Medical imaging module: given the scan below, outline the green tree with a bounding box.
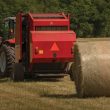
[0,0,110,38]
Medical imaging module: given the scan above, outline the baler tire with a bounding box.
[65,62,75,81]
[11,63,24,82]
[0,44,15,77]
[69,64,75,81]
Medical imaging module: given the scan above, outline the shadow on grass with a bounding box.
[0,76,63,83]
[0,78,10,82]
[24,76,63,82]
[41,94,77,99]
[36,78,62,82]
[41,93,103,99]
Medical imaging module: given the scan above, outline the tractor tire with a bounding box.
[0,44,15,77]
[73,38,110,97]
[11,63,24,81]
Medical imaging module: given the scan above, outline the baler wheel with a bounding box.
[0,44,15,77]
[11,63,24,81]
[69,63,75,81]
[72,38,110,97]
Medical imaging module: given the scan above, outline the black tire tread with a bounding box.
[0,44,15,76]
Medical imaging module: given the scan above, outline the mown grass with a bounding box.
[0,76,110,110]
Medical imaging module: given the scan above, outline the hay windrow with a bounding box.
[73,39,110,97]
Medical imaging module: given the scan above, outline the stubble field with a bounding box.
[0,76,110,110]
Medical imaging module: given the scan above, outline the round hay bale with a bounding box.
[73,39,110,97]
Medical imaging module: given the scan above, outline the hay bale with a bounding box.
[73,39,110,97]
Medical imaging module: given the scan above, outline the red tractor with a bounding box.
[0,12,76,80]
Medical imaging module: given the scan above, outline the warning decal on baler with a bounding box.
[50,42,59,51]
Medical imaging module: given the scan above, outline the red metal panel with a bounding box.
[29,13,70,30]
[32,58,74,63]
[21,13,76,65]
[5,38,15,44]
[30,31,75,41]
[30,31,76,63]
[33,19,69,26]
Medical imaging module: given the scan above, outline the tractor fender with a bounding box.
[5,38,15,44]
[0,38,15,47]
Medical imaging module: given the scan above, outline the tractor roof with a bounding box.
[4,17,16,22]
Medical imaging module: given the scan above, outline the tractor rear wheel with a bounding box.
[0,44,15,77]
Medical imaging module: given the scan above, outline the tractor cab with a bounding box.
[4,17,16,39]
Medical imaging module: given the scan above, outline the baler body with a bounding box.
[3,13,76,76]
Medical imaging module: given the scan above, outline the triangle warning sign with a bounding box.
[51,42,59,51]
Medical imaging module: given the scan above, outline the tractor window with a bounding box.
[4,18,16,39]
[4,21,9,29]
[9,20,16,35]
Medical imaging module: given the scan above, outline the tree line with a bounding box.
[0,0,110,38]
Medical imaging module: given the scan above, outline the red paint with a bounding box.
[19,13,23,59]
[29,13,70,31]
[27,13,76,65]
[6,13,76,70]
[34,20,69,26]
[30,31,76,63]
[5,38,15,44]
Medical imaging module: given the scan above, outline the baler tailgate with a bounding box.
[30,31,76,63]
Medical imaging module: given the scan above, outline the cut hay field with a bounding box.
[0,76,110,110]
